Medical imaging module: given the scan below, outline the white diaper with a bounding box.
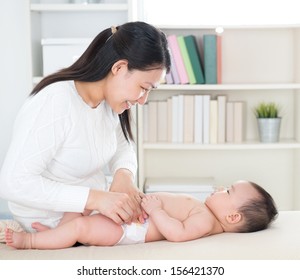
[116,220,149,245]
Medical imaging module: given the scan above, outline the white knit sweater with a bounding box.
[0,81,137,231]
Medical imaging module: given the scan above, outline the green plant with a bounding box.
[254,102,280,118]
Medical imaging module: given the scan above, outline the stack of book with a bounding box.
[144,177,215,202]
[166,33,222,85]
[143,95,244,144]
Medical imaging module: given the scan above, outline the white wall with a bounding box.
[0,0,31,216]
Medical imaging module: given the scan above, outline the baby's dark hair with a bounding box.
[237,182,278,233]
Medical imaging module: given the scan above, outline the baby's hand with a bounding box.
[141,195,162,215]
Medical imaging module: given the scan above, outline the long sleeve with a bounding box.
[108,122,137,179]
[0,81,133,231]
[0,83,90,213]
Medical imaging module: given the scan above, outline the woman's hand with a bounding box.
[109,169,147,224]
[86,189,136,225]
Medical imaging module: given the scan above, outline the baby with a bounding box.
[5,180,278,249]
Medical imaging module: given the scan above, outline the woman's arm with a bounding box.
[109,168,147,223]
[107,123,146,223]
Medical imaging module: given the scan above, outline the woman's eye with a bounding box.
[141,87,151,94]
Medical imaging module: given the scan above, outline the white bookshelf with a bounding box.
[137,25,300,211]
[27,3,300,210]
[29,0,137,81]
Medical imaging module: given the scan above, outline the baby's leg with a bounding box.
[75,214,123,246]
[5,228,32,249]
[31,212,83,232]
[6,213,123,249]
[31,222,50,232]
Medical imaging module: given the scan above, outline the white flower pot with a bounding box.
[257,118,281,143]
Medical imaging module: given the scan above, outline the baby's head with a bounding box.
[205,180,278,233]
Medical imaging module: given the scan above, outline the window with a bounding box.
[141,0,300,26]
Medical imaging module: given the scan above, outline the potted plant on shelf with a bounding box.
[254,102,281,143]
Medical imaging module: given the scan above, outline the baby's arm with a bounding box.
[141,195,208,242]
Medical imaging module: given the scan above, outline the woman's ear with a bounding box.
[225,212,242,224]
[111,60,128,75]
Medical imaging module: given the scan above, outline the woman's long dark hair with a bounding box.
[31,21,171,142]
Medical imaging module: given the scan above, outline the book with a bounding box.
[165,71,174,84]
[177,35,196,84]
[217,34,222,84]
[157,101,168,142]
[177,95,184,143]
[167,35,189,84]
[217,95,226,143]
[194,95,203,144]
[168,47,180,84]
[184,35,205,84]
[183,95,194,143]
[233,102,244,143]
[203,95,211,144]
[209,99,218,144]
[167,98,172,142]
[226,102,234,143]
[143,103,149,142]
[171,96,179,143]
[147,101,158,143]
[203,34,217,84]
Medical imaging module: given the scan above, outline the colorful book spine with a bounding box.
[203,34,217,84]
[167,35,189,84]
[177,35,196,84]
[184,35,205,84]
[217,34,222,84]
[165,71,174,84]
[168,47,180,84]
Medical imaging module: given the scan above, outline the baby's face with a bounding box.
[205,181,259,217]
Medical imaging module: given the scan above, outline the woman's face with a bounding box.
[106,60,165,114]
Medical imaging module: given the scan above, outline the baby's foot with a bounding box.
[31,222,50,232]
[5,228,32,249]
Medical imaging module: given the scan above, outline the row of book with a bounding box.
[165,34,222,85]
[143,95,245,144]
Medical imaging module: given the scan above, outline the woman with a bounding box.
[0,21,171,232]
